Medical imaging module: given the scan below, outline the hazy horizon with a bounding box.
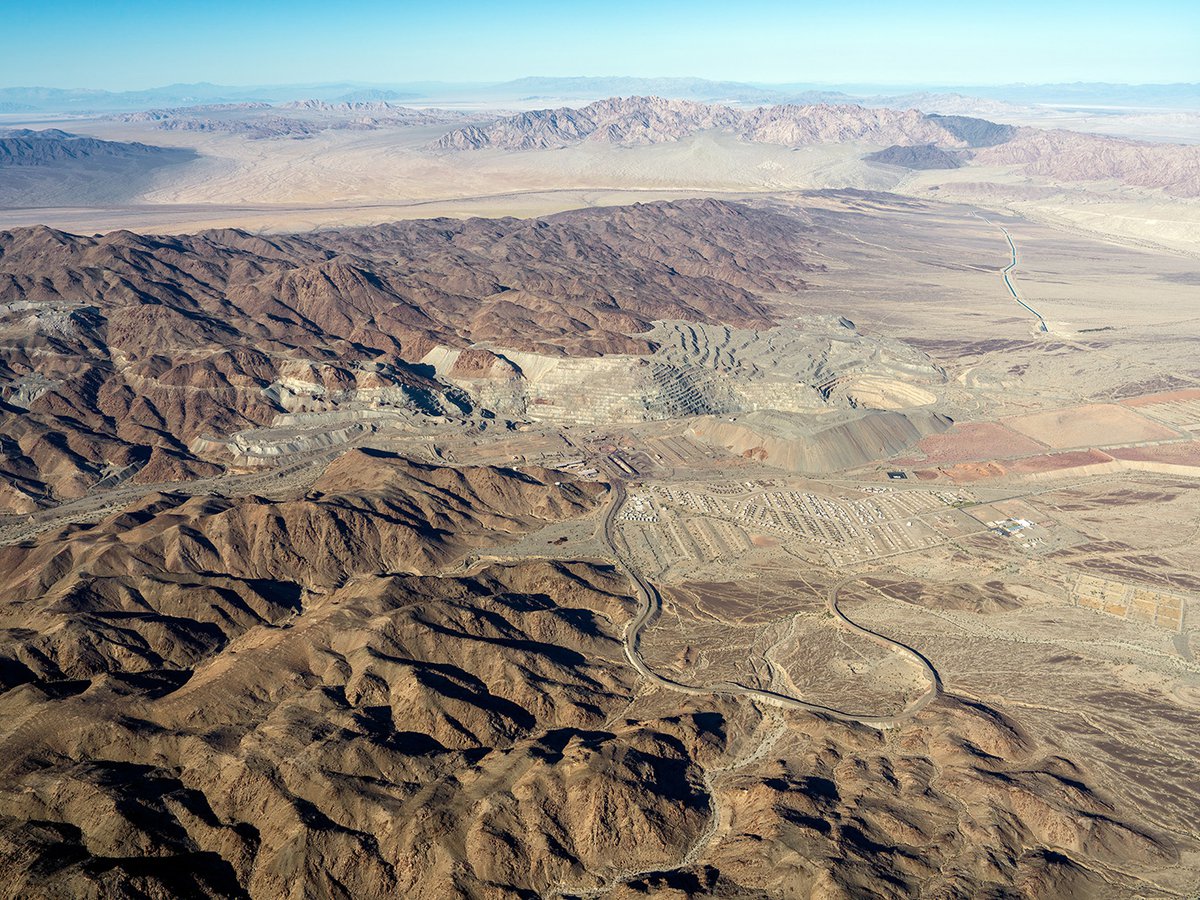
[3,75,1200,94]
[5,0,1197,91]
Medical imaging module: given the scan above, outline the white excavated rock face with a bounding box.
[419,316,948,427]
[422,346,741,425]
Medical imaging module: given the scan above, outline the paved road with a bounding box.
[0,441,356,547]
[603,480,942,728]
[976,213,1049,332]
[999,226,1049,332]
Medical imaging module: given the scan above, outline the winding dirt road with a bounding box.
[604,479,941,728]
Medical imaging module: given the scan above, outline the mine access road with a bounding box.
[602,478,942,728]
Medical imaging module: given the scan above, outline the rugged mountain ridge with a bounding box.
[434,96,985,151]
[975,127,1200,197]
[0,446,1177,898]
[0,200,815,510]
[434,96,1200,197]
[0,451,605,602]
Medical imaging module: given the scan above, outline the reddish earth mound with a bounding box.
[1109,441,1200,466]
[921,449,1118,482]
[929,461,1009,483]
[1007,449,1116,476]
[1122,388,1200,408]
[898,422,1046,465]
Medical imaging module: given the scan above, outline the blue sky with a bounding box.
[3,0,1197,89]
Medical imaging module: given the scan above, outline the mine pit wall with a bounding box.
[689,409,952,474]
[421,346,530,420]
[422,345,746,426]
[268,409,432,429]
[272,384,415,412]
[517,356,669,426]
[270,378,467,419]
[420,326,947,427]
[733,380,825,413]
[188,422,371,466]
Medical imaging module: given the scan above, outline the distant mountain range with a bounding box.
[2,78,1196,114]
[433,96,1200,197]
[433,97,1016,152]
[0,82,461,113]
[496,76,854,105]
[949,82,1200,108]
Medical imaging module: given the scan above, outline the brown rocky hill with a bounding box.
[864,143,963,170]
[0,451,605,683]
[0,449,1175,898]
[925,113,1018,147]
[738,104,965,149]
[0,200,815,509]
